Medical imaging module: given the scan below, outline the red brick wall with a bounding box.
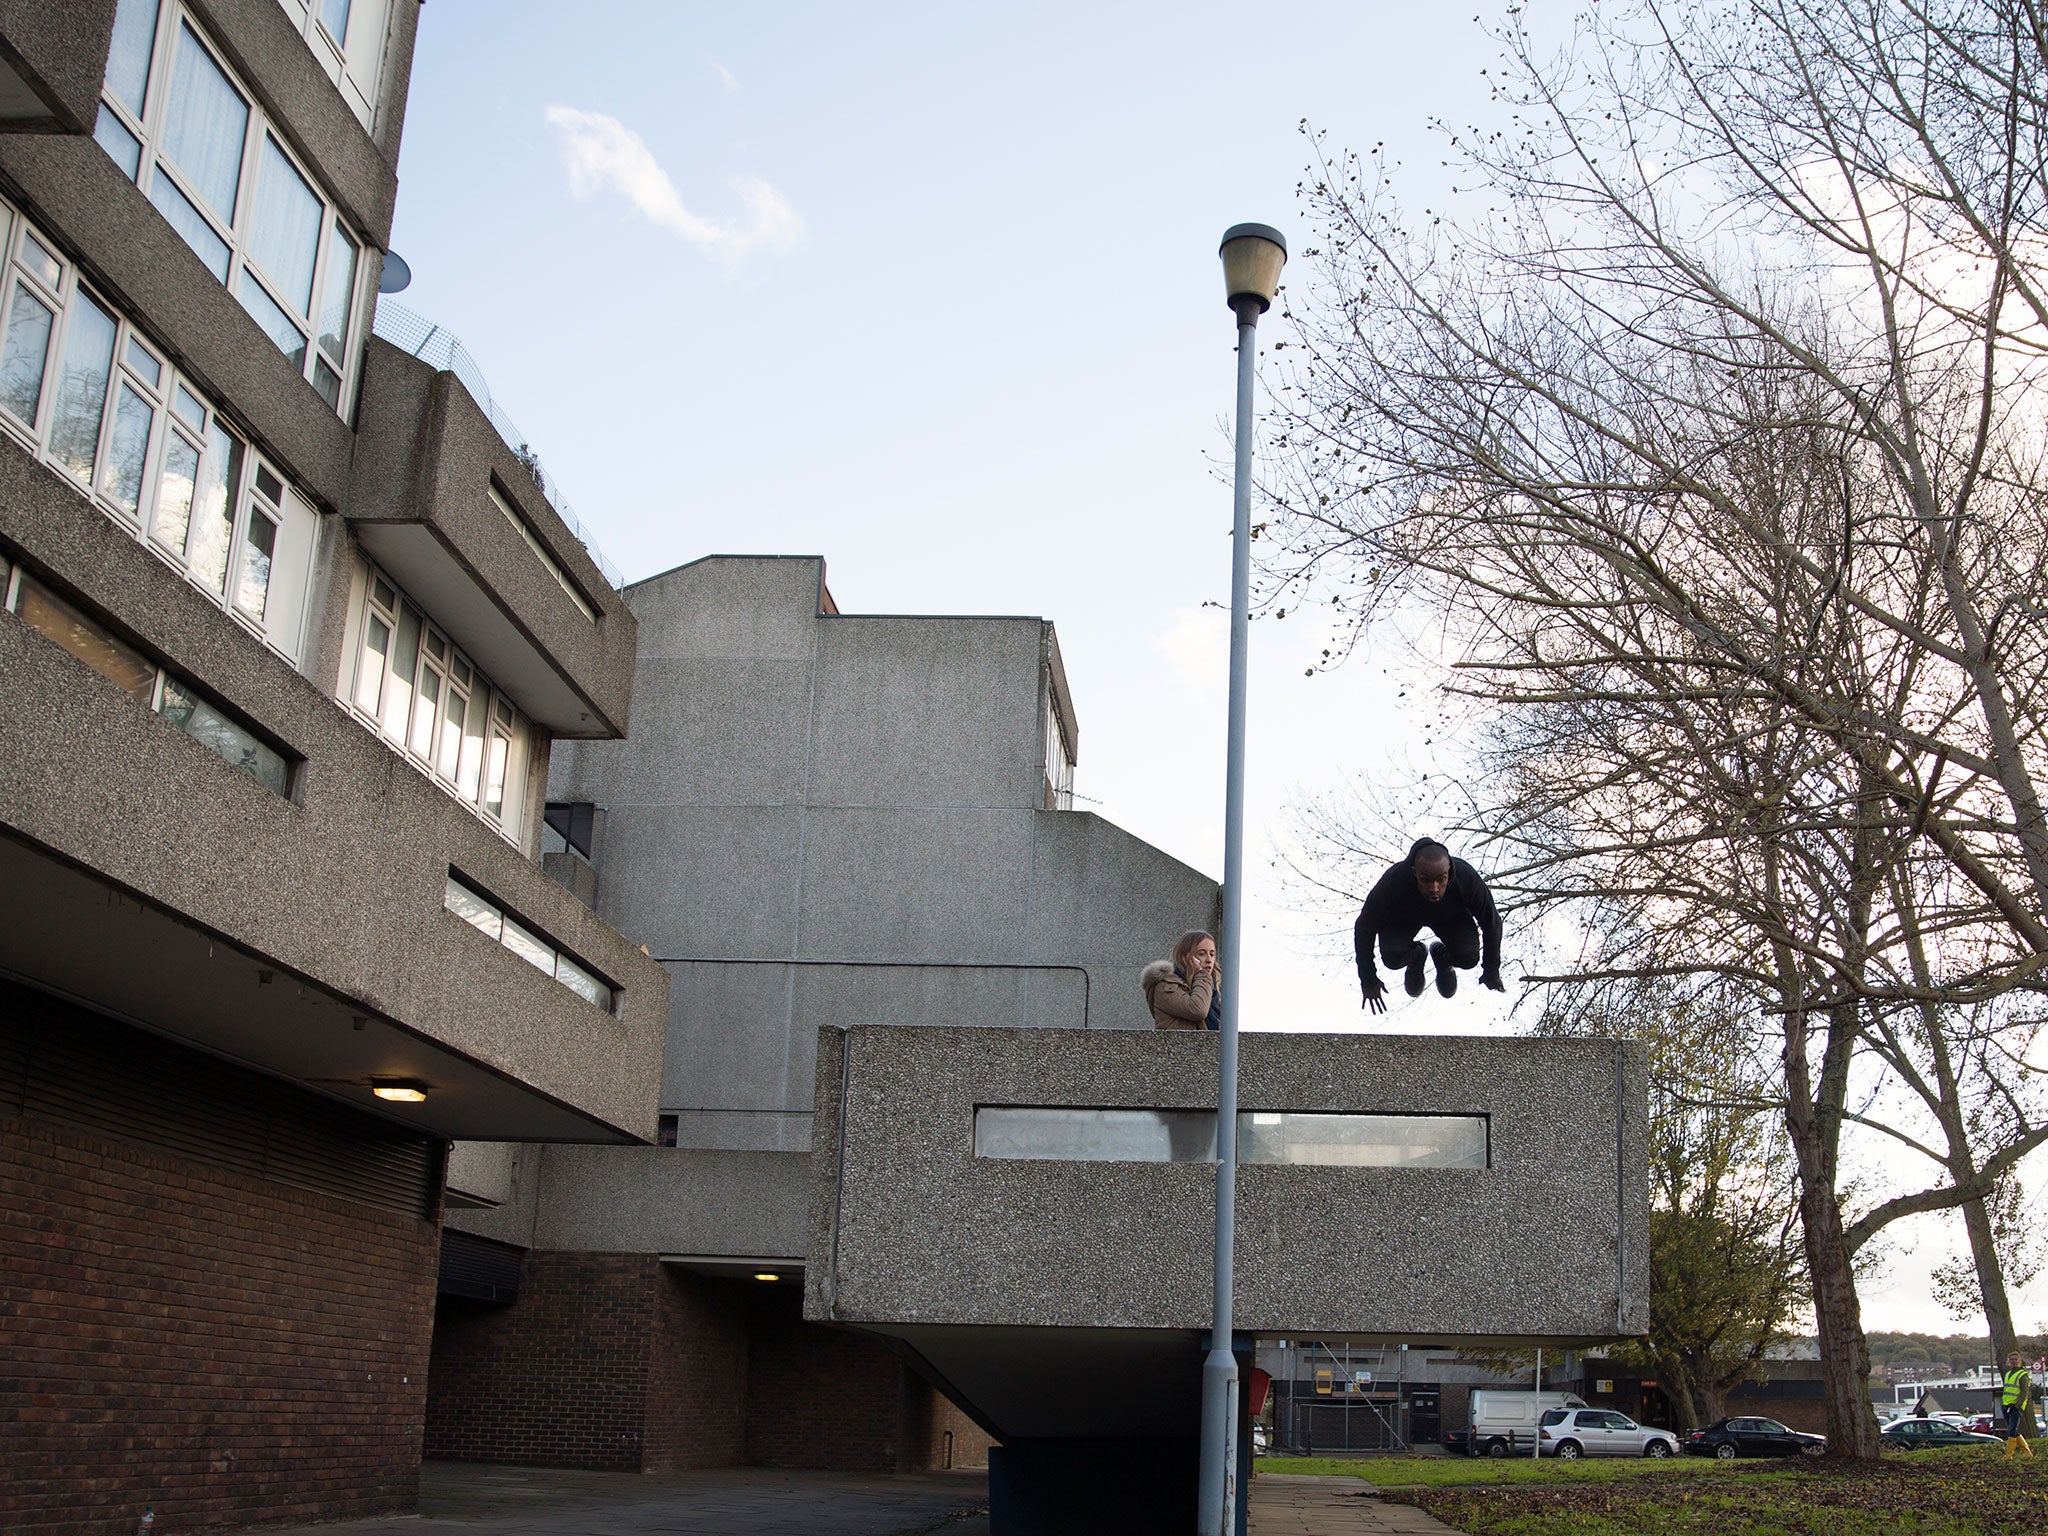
[742,1284,995,1472]
[424,1252,661,1469]
[424,1261,998,1476]
[1,1081,441,1534]
[644,1267,751,1470]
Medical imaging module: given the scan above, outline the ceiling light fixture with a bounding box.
[371,1079,429,1104]
[752,1272,781,1283]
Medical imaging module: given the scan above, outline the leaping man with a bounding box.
[1355,837,1505,1014]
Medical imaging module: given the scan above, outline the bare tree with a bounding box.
[1265,0,2048,1455]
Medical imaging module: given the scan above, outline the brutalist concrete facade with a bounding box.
[0,3,665,1529]
[808,1024,1648,1535]
[432,554,1220,1476]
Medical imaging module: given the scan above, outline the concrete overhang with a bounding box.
[0,0,117,135]
[807,1025,1650,1442]
[0,829,636,1142]
[351,518,612,735]
[349,340,637,739]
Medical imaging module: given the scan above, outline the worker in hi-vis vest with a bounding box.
[2002,1351,2036,1459]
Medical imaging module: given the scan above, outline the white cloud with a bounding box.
[710,59,741,93]
[542,105,801,265]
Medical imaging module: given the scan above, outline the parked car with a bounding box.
[1879,1417,2003,1450]
[1682,1417,1826,1459]
[1464,1391,1589,1457]
[1965,1414,1998,1435]
[1537,1407,1681,1459]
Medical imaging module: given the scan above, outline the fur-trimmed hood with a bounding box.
[1140,959,1179,992]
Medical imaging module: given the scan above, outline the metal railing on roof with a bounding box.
[370,299,625,591]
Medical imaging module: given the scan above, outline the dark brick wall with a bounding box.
[0,998,442,1536]
[644,1266,751,1471]
[424,1259,995,1475]
[743,1284,993,1472]
[424,1252,660,1469]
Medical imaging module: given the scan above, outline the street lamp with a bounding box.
[1199,221,1286,1536]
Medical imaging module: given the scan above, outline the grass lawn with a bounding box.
[1260,1447,2048,1535]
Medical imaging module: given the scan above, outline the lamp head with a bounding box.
[1219,223,1288,316]
[371,1078,429,1104]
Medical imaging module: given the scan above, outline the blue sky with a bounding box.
[386,1,2018,1340]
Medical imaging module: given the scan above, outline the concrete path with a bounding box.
[1249,1474,1464,1535]
[234,1461,991,1536]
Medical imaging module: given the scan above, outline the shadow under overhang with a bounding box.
[353,522,613,738]
[0,827,640,1142]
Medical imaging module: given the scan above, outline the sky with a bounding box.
[384,0,2034,1345]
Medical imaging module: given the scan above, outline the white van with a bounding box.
[1463,1391,1589,1457]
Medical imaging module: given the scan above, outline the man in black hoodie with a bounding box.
[1355,838,1505,1013]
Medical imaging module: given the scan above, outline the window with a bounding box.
[972,1108,1490,1167]
[656,1113,679,1148]
[443,874,614,1011]
[341,558,532,843]
[272,0,391,133]
[0,199,318,665]
[1044,687,1074,810]
[4,563,291,795]
[490,481,598,621]
[95,0,370,417]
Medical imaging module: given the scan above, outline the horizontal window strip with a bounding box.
[4,562,292,795]
[444,872,614,1013]
[972,1108,1489,1168]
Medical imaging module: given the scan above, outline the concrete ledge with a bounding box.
[807,1025,1649,1341]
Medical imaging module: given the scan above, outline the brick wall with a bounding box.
[424,1260,997,1475]
[424,1252,662,1469]
[743,1284,994,1472]
[644,1267,751,1470]
[0,991,442,1536]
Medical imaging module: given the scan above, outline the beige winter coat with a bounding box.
[1141,959,1220,1031]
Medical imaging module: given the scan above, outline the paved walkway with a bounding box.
[238,1462,991,1536]
[1248,1474,1462,1535]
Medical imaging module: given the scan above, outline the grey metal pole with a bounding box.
[1197,293,1263,1536]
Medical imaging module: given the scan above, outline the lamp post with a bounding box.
[1199,221,1287,1536]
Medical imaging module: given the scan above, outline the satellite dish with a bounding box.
[378,250,412,294]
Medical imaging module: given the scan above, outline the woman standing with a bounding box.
[1141,930,1223,1031]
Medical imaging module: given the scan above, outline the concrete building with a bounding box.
[0,4,667,1530]
[812,1025,1648,1532]
[426,554,1225,1474]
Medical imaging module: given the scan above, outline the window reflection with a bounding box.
[973,1108,1489,1168]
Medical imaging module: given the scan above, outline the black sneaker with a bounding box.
[1432,941,1457,998]
[1404,947,1428,997]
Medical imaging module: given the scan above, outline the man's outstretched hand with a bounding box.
[1481,971,1507,993]
[1361,979,1388,1015]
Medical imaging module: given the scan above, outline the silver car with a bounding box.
[1539,1407,1681,1459]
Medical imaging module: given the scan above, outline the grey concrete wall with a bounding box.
[0,0,117,133]
[0,441,669,1139]
[807,1025,1650,1342]
[545,556,1221,1179]
[348,340,638,737]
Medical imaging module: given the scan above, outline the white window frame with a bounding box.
[0,197,318,667]
[1044,688,1075,810]
[341,556,533,845]
[272,0,393,135]
[94,0,371,419]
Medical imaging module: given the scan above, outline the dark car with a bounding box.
[1683,1416,1827,1459]
[1879,1417,2003,1451]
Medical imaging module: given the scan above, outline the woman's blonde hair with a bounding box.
[1173,930,1215,972]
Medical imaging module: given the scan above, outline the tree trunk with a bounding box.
[1795,1164,1880,1455]
[1960,1189,2020,1368]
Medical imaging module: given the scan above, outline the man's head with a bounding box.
[2011,1352,2024,1368]
[1413,844,1452,902]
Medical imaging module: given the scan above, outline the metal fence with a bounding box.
[370,299,625,591]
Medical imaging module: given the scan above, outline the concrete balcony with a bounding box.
[0,444,667,1142]
[347,336,636,739]
[807,1025,1648,1440]
[0,0,116,135]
